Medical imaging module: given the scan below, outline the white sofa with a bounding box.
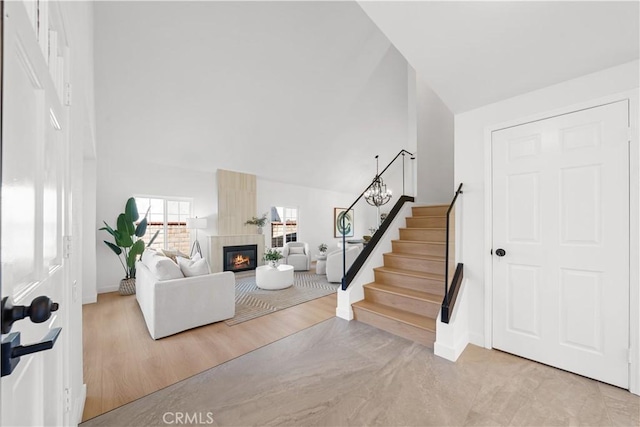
[283,242,311,271]
[326,246,361,283]
[135,261,236,339]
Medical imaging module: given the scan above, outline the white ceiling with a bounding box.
[358,1,640,113]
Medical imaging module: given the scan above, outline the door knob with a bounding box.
[2,296,59,334]
[495,248,507,257]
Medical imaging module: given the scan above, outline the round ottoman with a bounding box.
[255,264,294,290]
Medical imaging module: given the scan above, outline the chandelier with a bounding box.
[364,155,392,207]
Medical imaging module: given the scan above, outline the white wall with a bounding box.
[455,61,640,351]
[416,74,455,204]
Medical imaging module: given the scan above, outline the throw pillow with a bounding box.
[176,255,210,277]
[143,250,184,280]
[157,248,189,263]
[140,248,157,265]
[289,247,305,255]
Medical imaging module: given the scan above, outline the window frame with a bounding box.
[270,206,299,248]
[134,195,193,252]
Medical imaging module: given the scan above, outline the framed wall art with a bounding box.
[334,208,354,238]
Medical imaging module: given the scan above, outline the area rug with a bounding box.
[225,271,339,325]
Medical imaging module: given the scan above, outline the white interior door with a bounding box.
[492,101,630,388]
[1,1,68,425]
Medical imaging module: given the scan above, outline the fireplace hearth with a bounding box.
[223,244,258,273]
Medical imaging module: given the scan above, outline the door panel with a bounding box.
[2,33,42,292]
[507,264,540,338]
[1,1,67,425]
[492,101,629,388]
[559,268,602,353]
[507,172,540,243]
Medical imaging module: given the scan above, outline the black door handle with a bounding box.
[495,248,506,257]
[2,328,62,377]
[2,296,59,334]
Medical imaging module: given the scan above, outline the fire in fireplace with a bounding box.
[223,244,258,273]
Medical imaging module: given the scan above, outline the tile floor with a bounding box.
[82,318,640,426]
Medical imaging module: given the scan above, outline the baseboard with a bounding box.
[336,306,353,321]
[434,333,469,362]
[97,284,119,294]
[434,341,456,362]
[74,384,87,425]
[83,294,97,304]
[468,331,485,348]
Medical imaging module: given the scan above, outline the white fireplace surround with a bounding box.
[209,235,265,273]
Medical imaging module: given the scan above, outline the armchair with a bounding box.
[326,246,361,283]
[283,242,311,271]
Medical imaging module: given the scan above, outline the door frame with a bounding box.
[483,90,639,394]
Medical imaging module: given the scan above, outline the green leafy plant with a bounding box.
[100,197,159,279]
[245,213,268,227]
[263,248,284,262]
[318,243,327,253]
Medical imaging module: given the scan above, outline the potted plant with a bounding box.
[245,213,268,234]
[100,197,159,295]
[263,248,283,268]
[318,243,328,256]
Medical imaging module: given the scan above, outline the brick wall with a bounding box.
[144,222,190,254]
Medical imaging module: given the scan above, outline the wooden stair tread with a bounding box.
[399,227,446,230]
[410,215,446,218]
[384,252,445,262]
[353,300,436,332]
[413,204,449,208]
[375,266,444,281]
[392,239,445,245]
[365,282,442,303]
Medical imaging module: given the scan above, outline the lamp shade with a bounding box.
[186,217,207,229]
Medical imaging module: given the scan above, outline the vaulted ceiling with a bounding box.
[359,1,640,113]
[94,1,411,194]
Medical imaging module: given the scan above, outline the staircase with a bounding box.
[352,204,449,347]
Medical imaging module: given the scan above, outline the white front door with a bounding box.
[492,101,630,388]
[1,1,69,425]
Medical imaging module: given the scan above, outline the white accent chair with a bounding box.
[135,261,236,339]
[326,246,361,283]
[283,242,311,271]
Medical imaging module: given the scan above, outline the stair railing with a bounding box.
[442,183,463,324]
[340,149,415,291]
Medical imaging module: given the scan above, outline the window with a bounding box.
[134,197,192,254]
[271,207,298,248]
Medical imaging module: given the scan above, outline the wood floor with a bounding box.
[82,289,337,422]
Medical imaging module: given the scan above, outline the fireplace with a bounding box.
[223,244,258,273]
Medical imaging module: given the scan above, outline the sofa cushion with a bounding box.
[177,254,210,277]
[142,249,184,280]
[289,247,305,255]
